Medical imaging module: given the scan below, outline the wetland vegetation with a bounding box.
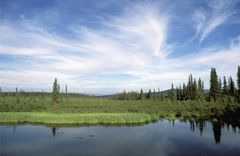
[0,67,240,125]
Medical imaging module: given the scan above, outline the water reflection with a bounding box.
[212,122,221,144]
[1,119,240,156]
[46,119,240,144]
[52,127,56,137]
[159,119,238,144]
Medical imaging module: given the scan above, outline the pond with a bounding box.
[1,120,240,156]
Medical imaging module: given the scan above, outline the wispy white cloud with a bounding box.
[0,1,239,94]
[193,0,239,43]
[0,3,172,93]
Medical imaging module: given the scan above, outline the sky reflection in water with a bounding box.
[1,120,240,156]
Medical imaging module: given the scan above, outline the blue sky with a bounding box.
[0,0,240,94]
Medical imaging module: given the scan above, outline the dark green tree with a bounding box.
[52,78,60,104]
[168,83,175,101]
[153,89,156,100]
[223,76,228,95]
[176,87,180,100]
[57,84,60,103]
[140,89,145,100]
[148,89,153,99]
[193,78,197,100]
[187,74,195,100]
[182,83,187,100]
[229,76,235,96]
[237,66,240,102]
[179,84,183,100]
[209,68,220,101]
[218,78,222,94]
[197,78,205,101]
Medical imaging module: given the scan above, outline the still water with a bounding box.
[1,120,240,156]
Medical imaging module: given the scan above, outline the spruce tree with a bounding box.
[197,78,205,101]
[153,89,156,100]
[179,84,183,100]
[57,84,60,103]
[237,66,240,102]
[168,83,175,101]
[187,75,193,100]
[52,78,60,104]
[193,78,197,100]
[201,81,204,92]
[182,83,187,100]
[218,78,222,94]
[223,76,228,95]
[148,89,152,99]
[140,89,144,100]
[176,87,180,100]
[229,76,235,96]
[209,68,220,101]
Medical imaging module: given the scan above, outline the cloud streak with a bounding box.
[0,0,240,94]
[193,0,238,43]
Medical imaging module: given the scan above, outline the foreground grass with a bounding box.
[0,112,160,124]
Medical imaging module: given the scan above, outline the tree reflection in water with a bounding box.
[48,119,239,144]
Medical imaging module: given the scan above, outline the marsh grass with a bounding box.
[0,112,158,124]
[0,96,238,124]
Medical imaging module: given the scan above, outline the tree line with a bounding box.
[113,66,240,103]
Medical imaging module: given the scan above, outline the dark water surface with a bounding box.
[1,120,240,156]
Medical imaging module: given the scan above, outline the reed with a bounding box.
[0,112,159,124]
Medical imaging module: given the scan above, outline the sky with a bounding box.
[0,0,240,94]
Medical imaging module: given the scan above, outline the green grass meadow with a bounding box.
[1,95,239,124]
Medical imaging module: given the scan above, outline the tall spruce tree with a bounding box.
[57,84,60,103]
[209,68,220,101]
[223,76,228,95]
[176,87,180,100]
[182,83,187,100]
[197,78,205,101]
[187,74,195,100]
[140,89,144,100]
[168,83,175,101]
[193,78,197,100]
[153,89,156,100]
[218,78,222,94]
[179,84,183,100]
[237,66,240,102]
[229,76,235,96]
[52,78,60,104]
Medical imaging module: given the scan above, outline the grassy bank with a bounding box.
[0,96,239,124]
[0,112,160,125]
